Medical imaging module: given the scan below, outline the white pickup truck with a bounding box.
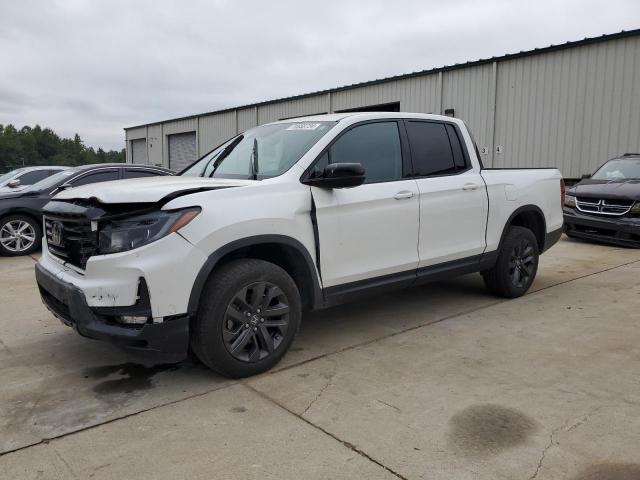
[36,113,564,377]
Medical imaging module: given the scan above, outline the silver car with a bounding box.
[0,166,69,193]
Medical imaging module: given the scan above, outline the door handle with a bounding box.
[462,183,479,191]
[394,190,415,200]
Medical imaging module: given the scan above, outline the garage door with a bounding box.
[168,132,197,171]
[131,139,147,164]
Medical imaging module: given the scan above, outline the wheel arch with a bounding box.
[187,235,323,315]
[498,205,547,253]
[0,208,42,228]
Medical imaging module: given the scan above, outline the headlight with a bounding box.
[98,207,200,254]
[631,202,640,215]
[564,194,576,208]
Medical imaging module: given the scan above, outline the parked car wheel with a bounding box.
[0,215,41,256]
[191,258,301,378]
[482,226,539,298]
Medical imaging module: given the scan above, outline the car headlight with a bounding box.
[631,202,640,215]
[564,194,576,208]
[98,207,200,254]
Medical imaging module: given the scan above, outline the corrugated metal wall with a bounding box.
[258,95,329,123]
[199,110,236,154]
[494,35,640,176]
[125,33,640,178]
[442,64,495,164]
[332,75,440,114]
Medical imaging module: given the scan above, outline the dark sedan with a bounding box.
[563,154,640,247]
[0,163,173,256]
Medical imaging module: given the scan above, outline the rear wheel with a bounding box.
[483,226,539,298]
[0,215,41,256]
[191,259,301,378]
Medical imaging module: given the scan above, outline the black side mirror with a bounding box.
[304,163,366,189]
[581,174,591,179]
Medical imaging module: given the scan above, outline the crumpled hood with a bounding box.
[52,176,255,204]
[568,178,640,201]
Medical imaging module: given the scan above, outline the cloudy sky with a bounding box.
[1,0,639,151]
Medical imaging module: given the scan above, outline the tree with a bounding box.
[0,124,124,173]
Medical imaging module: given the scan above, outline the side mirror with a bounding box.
[581,174,591,179]
[58,183,73,191]
[7,179,20,188]
[304,163,366,189]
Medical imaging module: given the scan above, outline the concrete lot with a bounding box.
[1,236,639,479]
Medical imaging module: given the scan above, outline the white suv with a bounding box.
[36,113,564,377]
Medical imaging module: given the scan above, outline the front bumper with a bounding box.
[36,262,189,357]
[563,207,640,248]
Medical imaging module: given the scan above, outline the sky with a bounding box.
[1,0,639,151]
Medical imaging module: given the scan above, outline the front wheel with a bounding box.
[482,226,539,298]
[191,259,301,378]
[0,215,41,256]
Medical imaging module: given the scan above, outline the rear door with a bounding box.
[405,120,488,267]
[309,120,420,288]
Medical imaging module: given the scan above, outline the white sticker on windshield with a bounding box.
[286,122,321,131]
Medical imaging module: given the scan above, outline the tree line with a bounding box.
[0,124,125,173]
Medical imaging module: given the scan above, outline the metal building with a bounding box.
[124,30,640,179]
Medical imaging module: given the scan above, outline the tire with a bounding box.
[482,226,539,298]
[190,258,301,378]
[0,215,41,256]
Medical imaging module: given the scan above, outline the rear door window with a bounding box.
[406,121,457,177]
[445,124,468,170]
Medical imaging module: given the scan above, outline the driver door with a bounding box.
[309,121,420,289]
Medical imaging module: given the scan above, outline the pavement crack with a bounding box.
[301,380,332,416]
[529,408,600,480]
[299,359,338,417]
[0,381,239,458]
[529,431,555,480]
[376,399,401,413]
[243,383,409,480]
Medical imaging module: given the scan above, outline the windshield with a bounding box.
[0,168,25,184]
[181,121,336,179]
[591,158,640,180]
[25,169,75,192]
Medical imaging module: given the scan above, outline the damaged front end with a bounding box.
[35,195,210,359]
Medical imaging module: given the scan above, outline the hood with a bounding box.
[568,178,640,201]
[53,176,255,204]
[0,189,33,200]
[0,186,28,195]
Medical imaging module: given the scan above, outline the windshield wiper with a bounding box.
[208,135,244,178]
[250,138,259,180]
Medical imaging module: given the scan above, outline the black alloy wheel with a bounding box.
[482,226,539,298]
[508,237,536,288]
[191,258,301,378]
[223,282,290,362]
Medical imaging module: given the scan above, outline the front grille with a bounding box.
[44,214,98,269]
[575,197,634,216]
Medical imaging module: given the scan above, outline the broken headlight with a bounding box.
[98,207,200,254]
